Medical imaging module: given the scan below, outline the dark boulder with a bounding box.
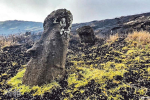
[22,9,73,86]
[77,26,95,44]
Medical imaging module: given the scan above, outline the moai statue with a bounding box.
[22,9,73,86]
[77,26,95,44]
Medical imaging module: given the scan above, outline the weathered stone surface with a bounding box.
[77,26,95,43]
[22,9,73,86]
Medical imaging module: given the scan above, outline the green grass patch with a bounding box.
[6,68,60,96]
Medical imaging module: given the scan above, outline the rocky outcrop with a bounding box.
[22,9,73,86]
[77,26,95,44]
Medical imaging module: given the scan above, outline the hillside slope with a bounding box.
[1,31,150,100]
[72,12,150,38]
[1,12,150,37]
[0,20,43,35]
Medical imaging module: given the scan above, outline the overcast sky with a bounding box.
[0,0,150,23]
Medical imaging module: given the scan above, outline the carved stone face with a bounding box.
[44,9,73,35]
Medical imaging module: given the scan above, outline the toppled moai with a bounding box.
[77,26,95,44]
[22,9,73,86]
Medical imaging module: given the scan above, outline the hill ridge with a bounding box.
[1,12,150,37]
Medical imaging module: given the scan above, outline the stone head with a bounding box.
[27,9,73,57]
[43,9,73,34]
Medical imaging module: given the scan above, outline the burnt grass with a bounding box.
[0,37,150,100]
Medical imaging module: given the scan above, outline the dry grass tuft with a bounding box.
[107,33,119,43]
[126,31,150,45]
[0,36,12,49]
[0,33,34,49]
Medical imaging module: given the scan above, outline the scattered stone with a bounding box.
[22,9,73,86]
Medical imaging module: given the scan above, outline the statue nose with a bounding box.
[60,18,66,28]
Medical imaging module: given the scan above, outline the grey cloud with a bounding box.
[0,0,61,13]
[0,0,150,23]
